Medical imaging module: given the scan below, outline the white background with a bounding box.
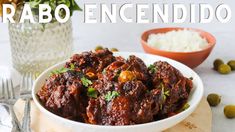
[0,0,235,132]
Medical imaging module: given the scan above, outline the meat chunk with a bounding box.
[101,56,151,85]
[87,96,131,125]
[65,48,116,78]
[122,81,147,99]
[126,56,152,85]
[87,80,160,125]
[37,70,87,121]
[149,61,193,116]
[45,85,80,120]
[92,79,120,95]
[127,55,149,78]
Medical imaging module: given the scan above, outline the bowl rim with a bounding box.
[32,52,204,129]
[141,27,216,54]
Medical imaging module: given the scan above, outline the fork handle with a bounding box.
[22,99,31,132]
[9,105,22,132]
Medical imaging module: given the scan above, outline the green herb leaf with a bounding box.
[161,83,170,102]
[146,89,150,93]
[182,103,190,110]
[87,87,98,98]
[163,94,167,101]
[50,67,69,76]
[178,103,190,112]
[105,91,119,102]
[71,0,75,6]
[71,1,82,11]
[148,64,157,74]
[164,90,170,96]
[102,69,106,75]
[29,0,43,8]
[160,104,163,110]
[81,77,92,87]
[70,63,75,70]
[50,64,77,76]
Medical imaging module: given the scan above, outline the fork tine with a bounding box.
[1,79,4,99]
[28,73,31,90]
[21,73,26,91]
[30,73,34,90]
[3,78,7,99]
[6,79,10,99]
[31,73,34,88]
[20,73,34,95]
[10,79,16,99]
[26,73,29,91]
[2,79,5,99]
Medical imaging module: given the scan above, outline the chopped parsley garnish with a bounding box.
[50,63,76,76]
[146,89,150,93]
[102,69,107,75]
[87,87,98,98]
[81,77,92,87]
[161,83,170,101]
[70,63,75,70]
[163,90,170,101]
[148,64,157,74]
[160,104,163,110]
[164,90,170,96]
[104,91,120,101]
[182,103,190,110]
[178,103,190,112]
[50,67,70,75]
[159,84,170,110]
[189,77,193,80]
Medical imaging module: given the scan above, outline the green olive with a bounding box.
[111,48,119,52]
[218,64,232,74]
[207,93,221,106]
[228,60,235,70]
[224,105,235,119]
[213,59,224,70]
[95,45,104,51]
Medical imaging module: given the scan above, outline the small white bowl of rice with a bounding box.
[141,27,216,68]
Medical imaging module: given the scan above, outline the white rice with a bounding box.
[147,29,209,52]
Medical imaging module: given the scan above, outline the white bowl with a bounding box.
[32,52,204,132]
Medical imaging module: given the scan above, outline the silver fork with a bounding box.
[20,73,34,132]
[0,78,22,132]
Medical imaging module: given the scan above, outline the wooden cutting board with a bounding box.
[14,97,212,132]
[165,97,212,132]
